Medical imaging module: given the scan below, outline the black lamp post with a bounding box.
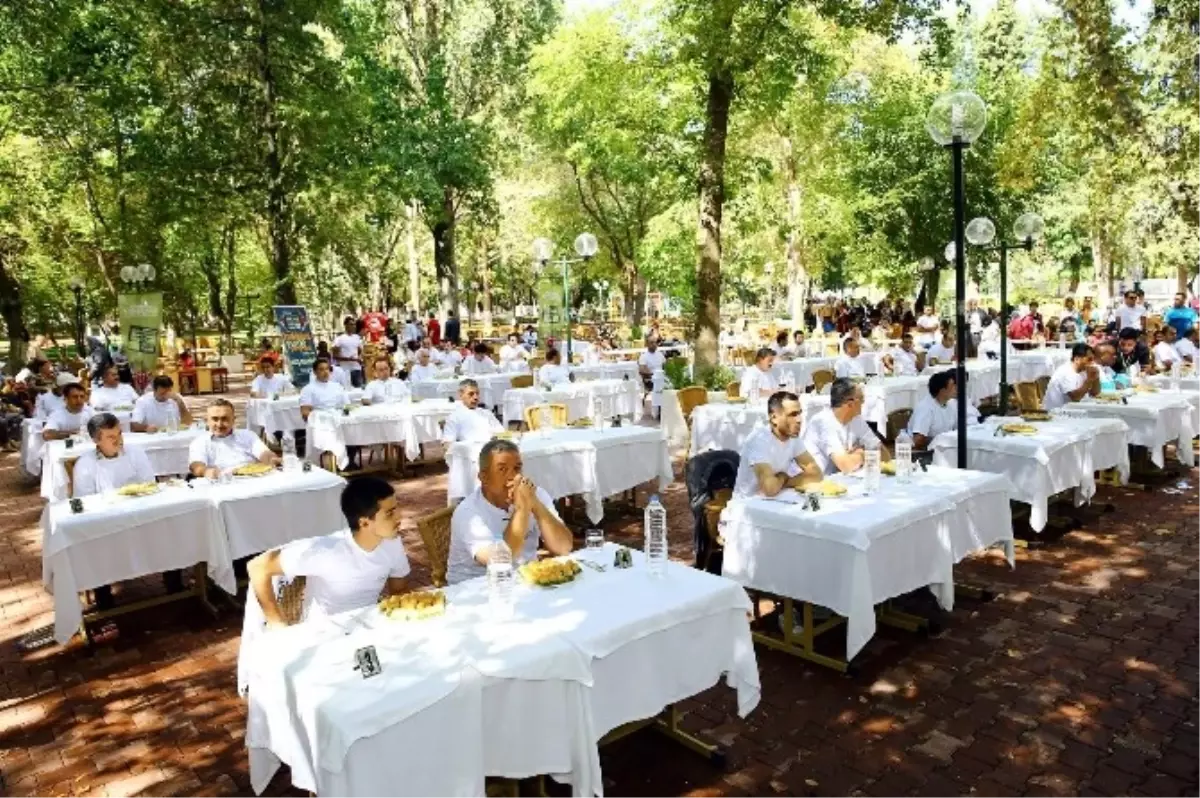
[68,277,85,356]
[532,233,598,362]
[928,90,987,469]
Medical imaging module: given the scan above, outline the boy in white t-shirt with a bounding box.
[249,357,294,398]
[733,391,822,497]
[248,476,411,626]
[332,316,365,388]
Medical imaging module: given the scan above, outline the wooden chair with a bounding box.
[677,386,709,428]
[886,409,912,442]
[725,381,741,400]
[811,369,835,394]
[510,374,534,389]
[524,403,569,430]
[277,576,308,625]
[416,506,455,588]
[196,367,214,394]
[1034,376,1050,405]
[701,488,733,572]
[1013,381,1040,411]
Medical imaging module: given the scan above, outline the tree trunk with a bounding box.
[1177,263,1190,294]
[632,273,647,327]
[693,69,734,373]
[480,248,493,333]
[253,0,295,306]
[1090,227,1113,304]
[783,138,807,323]
[432,188,459,317]
[407,201,420,312]
[0,254,27,375]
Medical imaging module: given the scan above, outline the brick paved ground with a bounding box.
[0,383,1196,797]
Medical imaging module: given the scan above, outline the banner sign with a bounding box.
[273,305,317,387]
[117,293,162,372]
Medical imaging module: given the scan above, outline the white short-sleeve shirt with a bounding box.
[441,405,502,443]
[299,379,348,411]
[89,383,139,410]
[331,365,353,389]
[916,313,941,344]
[499,344,530,372]
[462,356,498,376]
[332,333,364,372]
[925,342,956,365]
[538,364,571,386]
[46,406,95,433]
[733,426,809,498]
[833,355,866,380]
[1116,304,1146,332]
[447,486,561,584]
[739,366,778,399]
[363,378,411,404]
[35,391,64,420]
[1175,338,1197,361]
[435,349,464,369]
[71,446,156,497]
[1043,362,1085,410]
[131,393,180,429]
[278,529,411,621]
[1154,341,1179,367]
[638,349,666,372]
[188,429,269,471]
[251,374,293,397]
[888,347,919,376]
[908,395,978,441]
[408,363,439,382]
[801,408,874,475]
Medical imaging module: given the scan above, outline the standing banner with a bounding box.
[273,305,317,387]
[117,293,163,373]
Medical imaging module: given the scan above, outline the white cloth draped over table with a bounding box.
[689,403,766,455]
[242,545,759,797]
[502,379,642,426]
[246,390,365,437]
[40,468,345,643]
[720,467,1015,661]
[659,390,727,450]
[1005,349,1071,384]
[411,374,513,409]
[1071,393,1196,469]
[1147,377,1200,434]
[445,427,673,523]
[306,403,456,469]
[40,429,204,501]
[23,414,134,478]
[930,418,1100,532]
[569,362,640,382]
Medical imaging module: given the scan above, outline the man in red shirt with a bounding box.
[426,311,441,347]
[361,310,389,344]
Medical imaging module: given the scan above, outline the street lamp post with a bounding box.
[593,279,610,321]
[966,213,1045,415]
[532,233,598,362]
[928,90,987,469]
[68,277,85,356]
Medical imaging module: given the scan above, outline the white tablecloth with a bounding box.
[660,390,727,450]
[1147,378,1200,433]
[502,380,642,426]
[806,376,923,428]
[40,429,204,501]
[720,467,1014,660]
[570,362,640,382]
[413,375,512,409]
[1006,350,1071,384]
[930,418,1098,532]
[307,403,455,469]
[689,403,765,454]
[924,361,1003,406]
[1072,393,1196,468]
[207,469,347,559]
[22,414,134,478]
[247,390,365,437]
[244,545,758,797]
[446,427,673,523]
[771,357,837,389]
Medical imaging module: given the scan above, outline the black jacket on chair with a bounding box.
[684,449,740,574]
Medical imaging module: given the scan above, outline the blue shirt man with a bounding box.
[1163,293,1197,341]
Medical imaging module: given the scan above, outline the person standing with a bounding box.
[1116,290,1147,332]
[444,310,461,346]
[1163,292,1198,341]
[427,311,442,347]
[333,316,365,389]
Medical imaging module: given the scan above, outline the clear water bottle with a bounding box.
[1170,360,1182,392]
[863,449,881,493]
[166,407,179,435]
[644,495,668,578]
[895,429,913,483]
[487,540,515,619]
[281,432,300,472]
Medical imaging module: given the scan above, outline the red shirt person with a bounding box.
[361,311,389,344]
[426,312,441,347]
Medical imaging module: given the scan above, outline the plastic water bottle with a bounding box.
[895,429,913,482]
[1170,361,1182,392]
[281,432,300,472]
[644,495,668,578]
[487,540,515,619]
[863,448,881,494]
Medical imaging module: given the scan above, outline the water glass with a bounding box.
[585,528,605,550]
[863,449,881,494]
[218,468,233,485]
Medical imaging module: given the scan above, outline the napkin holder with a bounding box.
[302,461,312,472]
[613,548,633,569]
[353,646,382,679]
[341,407,352,417]
[611,416,623,428]
[65,438,75,449]
[69,498,84,514]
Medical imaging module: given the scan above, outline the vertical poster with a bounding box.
[117,293,163,372]
[536,278,565,351]
[273,305,317,387]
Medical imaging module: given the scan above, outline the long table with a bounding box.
[243,544,759,797]
[446,426,673,523]
[720,467,1015,669]
[41,468,346,643]
[1147,377,1199,433]
[411,374,513,409]
[40,429,205,501]
[306,402,456,469]
[1071,392,1196,469]
[501,379,642,426]
[246,389,365,437]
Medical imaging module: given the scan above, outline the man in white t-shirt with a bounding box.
[802,378,889,474]
[966,299,984,352]
[447,438,573,584]
[442,379,503,443]
[637,338,666,380]
[908,370,979,450]
[1116,291,1146,333]
[250,357,294,398]
[188,399,277,479]
[71,413,156,497]
[1175,327,1198,364]
[916,306,941,347]
[1152,328,1181,370]
[131,375,192,432]
[433,339,464,371]
[780,330,806,360]
[537,348,571,386]
[499,333,531,373]
[43,383,95,441]
[925,330,957,367]
[833,338,866,380]
[882,333,923,376]
[733,392,822,498]
[1043,344,1100,410]
[362,355,411,405]
[462,344,499,376]
[36,373,77,419]
[88,365,140,411]
[332,316,365,388]
[739,347,778,400]
[846,327,874,353]
[407,349,439,382]
[248,477,411,627]
[298,358,349,421]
